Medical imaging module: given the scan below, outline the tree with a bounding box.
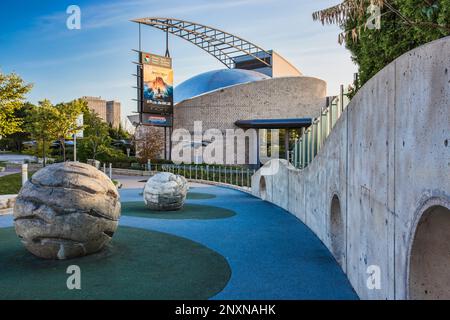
[78,108,111,160]
[108,122,131,140]
[77,109,132,162]
[0,71,32,137]
[133,125,164,164]
[313,0,450,89]
[26,100,59,166]
[53,99,87,161]
[0,102,34,151]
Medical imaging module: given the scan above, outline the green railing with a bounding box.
[150,164,256,188]
[293,85,350,169]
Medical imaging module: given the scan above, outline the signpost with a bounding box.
[73,114,84,162]
[135,50,174,160]
[21,163,28,186]
[140,52,173,115]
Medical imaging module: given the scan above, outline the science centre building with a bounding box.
[131,18,328,163]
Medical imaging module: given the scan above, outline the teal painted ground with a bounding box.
[0,186,358,300]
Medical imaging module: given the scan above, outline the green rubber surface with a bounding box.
[121,202,235,220]
[187,192,216,200]
[0,226,231,300]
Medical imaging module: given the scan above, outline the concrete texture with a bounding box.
[252,37,450,300]
[409,203,450,299]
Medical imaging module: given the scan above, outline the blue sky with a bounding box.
[0,0,357,122]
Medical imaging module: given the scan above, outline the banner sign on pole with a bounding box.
[141,114,173,127]
[140,52,174,115]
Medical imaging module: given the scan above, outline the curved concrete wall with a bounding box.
[174,76,326,132]
[251,37,450,300]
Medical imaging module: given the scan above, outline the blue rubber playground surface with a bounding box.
[0,185,358,300]
[119,186,358,300]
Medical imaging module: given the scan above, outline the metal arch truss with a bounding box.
[132,17,272,69]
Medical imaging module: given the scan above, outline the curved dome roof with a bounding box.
[174,69,270,103]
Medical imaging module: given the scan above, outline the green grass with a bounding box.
[0,172,33,195]
[121,201,235,220]
[187,192,216,200]
[0,226,231,300]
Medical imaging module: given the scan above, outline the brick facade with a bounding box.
[174,76,327,133]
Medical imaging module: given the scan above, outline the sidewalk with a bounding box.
[0,167,20,178]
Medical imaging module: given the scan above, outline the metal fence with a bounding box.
[293,85,350,169]
[150,163,256,188]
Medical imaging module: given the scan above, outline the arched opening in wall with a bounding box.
[409,205,450,300]
[259,176,267,201]
[330,195,345,266]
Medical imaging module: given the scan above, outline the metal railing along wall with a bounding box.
[293,85,350,169]
[149,164,256,188]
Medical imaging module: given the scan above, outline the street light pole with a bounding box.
[73,134,77,162]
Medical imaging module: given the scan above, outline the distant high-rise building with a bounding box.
[106,100,121,129]
[82,96,121,128]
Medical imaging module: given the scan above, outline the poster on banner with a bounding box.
[140,52,173,115]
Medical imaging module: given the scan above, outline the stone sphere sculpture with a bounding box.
[13,162,121,260]
[143,172,188,211]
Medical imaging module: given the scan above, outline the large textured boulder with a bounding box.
[143,172,188,211]
[0,195,16,211]
[87,159,100,169]
[13,162,121,260]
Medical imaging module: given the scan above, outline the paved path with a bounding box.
[0,167,20,178]
[0,154,36,164]
[0,177,358,299]
[0,153,34,177]
[119,185,358,300]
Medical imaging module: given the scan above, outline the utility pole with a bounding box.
[73,134,77,162]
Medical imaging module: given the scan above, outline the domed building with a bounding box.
[174,69,326,134]
[174,69,270,104]
[131,18,329,165]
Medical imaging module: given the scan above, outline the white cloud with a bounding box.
[35,0,276,32]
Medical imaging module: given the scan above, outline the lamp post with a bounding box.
[73,134,77,162]
[74,114,83,163]
[22,163,28,186]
